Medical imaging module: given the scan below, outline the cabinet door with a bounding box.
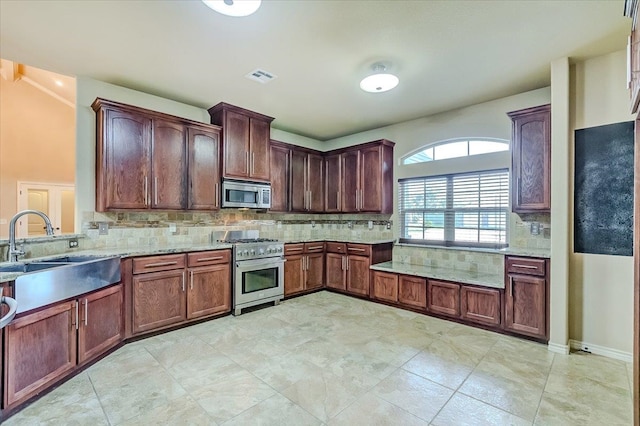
[325,253,346,290]
[359,145,382,212]
[427,280,460,317]
[460,286,501,326]
[341,151,360,212]
[307,153,324,212]
[224,110,250,178]
[78,284,123,365]
[510,105,551,213]
[249,118,271,181]
[132,270,186,334]
[505,274,546,338]
[372,271,398,303]
[187,264,231,319]
[290,149,307,211]
[152,119,187,209]
[4,301,77,408]
[269,143,290,212]
[399,275,427,309]
[101,108,151,210]
[188,126,220,210]
[305,252,325,290]
[324,154,342,212]
[346,255,370,296]
[284,255,305,296]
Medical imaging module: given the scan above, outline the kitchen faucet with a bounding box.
[8,210,55,262]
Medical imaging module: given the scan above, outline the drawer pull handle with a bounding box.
[348,247,366,252]
[511,264,538,269]
[286,248,304,252]
[307,246,323,250]
[144,261,178,268]
[196,256,224,262]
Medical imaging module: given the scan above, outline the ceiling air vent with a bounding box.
[245,68,277,84]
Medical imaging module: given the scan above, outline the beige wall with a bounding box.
[0,77,75,238]
[569,50,635,355]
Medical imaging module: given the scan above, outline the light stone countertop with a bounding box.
[0,243,233,283]
[499,247,550,258]
[370,261,504,289]
[395,242,550,259]
[283,238,396,245]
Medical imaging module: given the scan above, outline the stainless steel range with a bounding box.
[216,231,284,316]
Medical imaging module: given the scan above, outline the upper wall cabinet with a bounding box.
[269,139,394,214]
[208,103,274,182]
[92,98,221,212]
[329,140,395,214]
[508,104,551,213]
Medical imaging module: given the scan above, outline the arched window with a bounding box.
[402,138,509,165]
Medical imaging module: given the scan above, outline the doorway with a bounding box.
[16,182,75,238]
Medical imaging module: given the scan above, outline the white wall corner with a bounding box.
[547,341,570,355]
[569,339,633,363]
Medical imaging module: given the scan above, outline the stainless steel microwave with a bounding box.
[221,179,271,209]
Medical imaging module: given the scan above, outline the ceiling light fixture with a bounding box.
[360,63,399,93]
[201,0,261,17]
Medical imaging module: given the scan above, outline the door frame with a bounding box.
[16,181,75,237]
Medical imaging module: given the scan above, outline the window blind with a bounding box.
[399,169,509,248]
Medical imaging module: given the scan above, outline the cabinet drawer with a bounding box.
[284,243,305,255]
[460,286,501,326]
[346,243,371,257]
[326,242,346,254]
[372,271,398,303]
[304,242,325,253]
[506,257,546,277]
[427,280,460,317]
[399,275,427,309]
[187,250,230,267]
[133,254,186,274]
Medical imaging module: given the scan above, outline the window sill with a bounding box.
[394,241,508,254]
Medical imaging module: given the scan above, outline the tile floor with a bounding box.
[4,291,633,425]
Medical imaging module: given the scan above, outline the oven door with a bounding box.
[234,257,284,307]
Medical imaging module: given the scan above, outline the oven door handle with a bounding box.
[236,258,285,269]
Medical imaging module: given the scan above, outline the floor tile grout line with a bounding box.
[531,351,556,425]
[86,372,115,426]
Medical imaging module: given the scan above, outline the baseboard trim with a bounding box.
[547,341,570,355]
[569,339,632,363]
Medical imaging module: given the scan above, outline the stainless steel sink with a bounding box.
[9,255,121,314]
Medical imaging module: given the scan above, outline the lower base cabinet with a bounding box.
[372,271,398,303]
[427,280,460,317]
[3,284,123,409]
[187,263,231,319]
[460,286,501,326]
[398,275,427,309]
[284,243,325,297]
[132,269,186,334]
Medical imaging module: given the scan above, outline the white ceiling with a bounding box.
[0,0,631,141]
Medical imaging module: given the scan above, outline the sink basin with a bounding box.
[0,262,72,273]
[9,255,121,314]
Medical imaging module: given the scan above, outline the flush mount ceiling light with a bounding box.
[201,0,261,17]
[359,63,399,93]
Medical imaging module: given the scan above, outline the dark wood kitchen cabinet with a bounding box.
[284,243,324,296]
[269,142,291,212]
[327,140,395,214]
[186,251,231,319]
[77,284,123,365]
[187,125,221,210]
[152,119,187,209]
[460,285,501,326]
[94,102,151,210]
[4,301,77,408]
[131,254,187,334]
[372,270,399,303]
[324,153,342,212]
[504,256,548,340]
[93,98,222,212]
[398,275,427,309]
[427,280,460,318]
[3,284,123,409]
[209,102,274,182]
[325,242,393,297]
[127,251,231,336]
[508,104,551,213]
[291,150,324,212]
[270,141,324,212]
